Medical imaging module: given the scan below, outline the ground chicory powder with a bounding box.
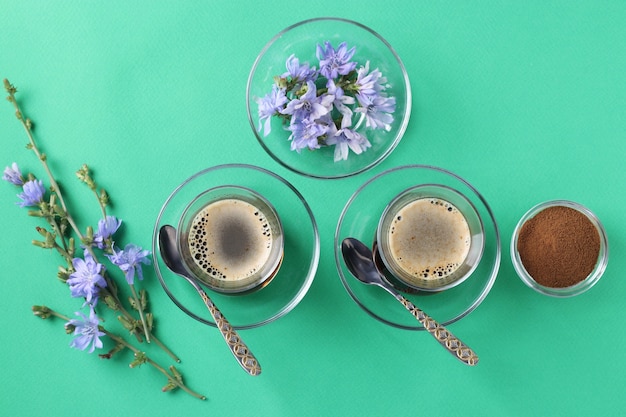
[516,205,600,288]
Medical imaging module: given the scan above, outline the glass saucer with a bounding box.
[334,165,501,330]
[246,17,412,179]
[152,164,320,329]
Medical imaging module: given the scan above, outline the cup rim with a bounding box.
[376,183,486,292]
[510,199,609,297]
[176,184,284,295]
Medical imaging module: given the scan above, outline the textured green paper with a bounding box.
[1,1,625,416]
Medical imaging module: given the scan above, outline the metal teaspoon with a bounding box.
[341,237,479,366]
[158,224,262,376]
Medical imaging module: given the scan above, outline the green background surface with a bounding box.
[1,1,625,416]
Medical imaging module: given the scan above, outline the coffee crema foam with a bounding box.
[187,199,273,281]
[388,197,471,280]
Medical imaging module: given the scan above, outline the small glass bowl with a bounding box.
[246,17,412,179]
[510,200,609,297]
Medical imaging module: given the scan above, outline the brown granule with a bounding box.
[517,205,600,288]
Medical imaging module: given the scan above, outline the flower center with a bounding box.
[82,323,99,337]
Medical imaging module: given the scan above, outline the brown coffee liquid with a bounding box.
[388,198,471,280]
[188,199,273,281]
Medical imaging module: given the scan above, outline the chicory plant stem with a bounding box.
[5,82,83,241]
[5,79,179,367]
[5,79,155,354]
[37,306,202,400]
[101,330,205,400]
[130,283,151,343]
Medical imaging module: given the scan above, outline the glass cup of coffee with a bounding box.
[376,184,485,292]
[177,185,284,294]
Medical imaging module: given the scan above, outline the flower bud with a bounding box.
[32,305,51,319]
[146,313,154,331]
[36,226,48,237]
[32,239,53,249]
[45,231,56,247]
[162,381,177,393]
[103,295,119,310]
[129,351,147,368]
[99,189,109,206]
[169,365,183,382]
[57,266,70,282]
[3,79,16,94]
[76,164,96,190]
[273,75,288,89]
[117,315,136,332]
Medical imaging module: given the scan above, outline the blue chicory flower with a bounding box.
[93,215,122,249]
[325,116,371,161]
[280,81,333,122]
[354,61,388,98]
[288,117,328,152]
[107,243,151,285]
[3,163,24,185]
[67,252,107,305]
[257,84,288,136]
[258,42,396,163]
[326,79,355,124]
[282,54,318,84]
[66,308,105,353]
[16,179,45,207]
[356,93,396,131]
[316,41,357,80]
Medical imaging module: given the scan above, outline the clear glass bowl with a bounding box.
[152,164,320,329]
[510,200,609,297]
[334,165,501,330]
[246,17,412,179]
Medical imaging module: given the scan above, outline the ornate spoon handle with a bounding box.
[395,293,479,366]
[194,283,262,376]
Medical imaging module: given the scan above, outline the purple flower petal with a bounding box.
[66,308,105,353]
[106,243,151,285]
[67,252,107,305]
[3,163,24,185]
[17,179,45,207]
[317,41,357,80]
[93,216,122,249]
